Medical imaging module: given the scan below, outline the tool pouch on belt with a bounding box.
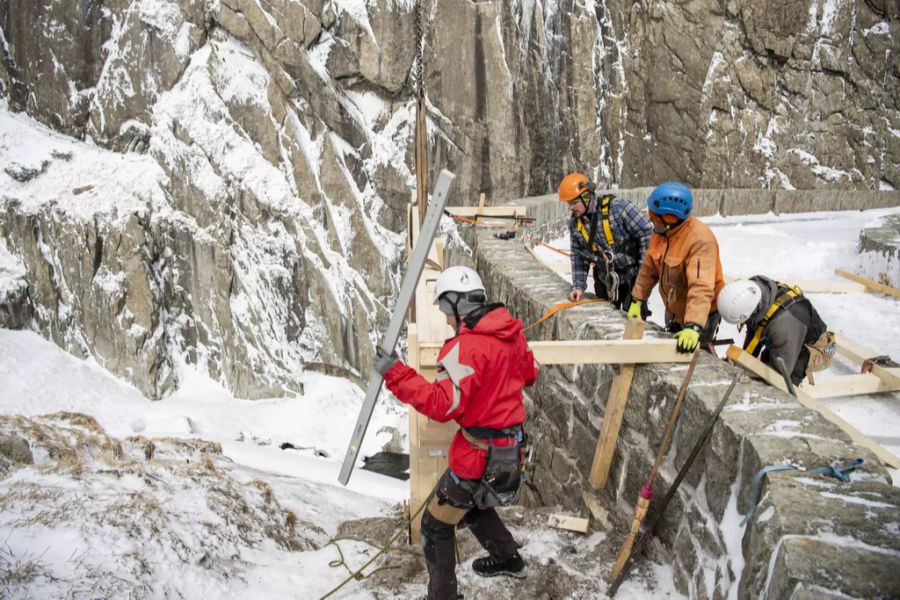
[463,429,530,509]
[805,330,836,376]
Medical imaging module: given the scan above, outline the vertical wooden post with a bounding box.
[408,241,456,543]
[415,98,428,225]
[589,318,645,489]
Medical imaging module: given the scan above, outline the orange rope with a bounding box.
[533,240,570,257]
[523,299,606,332]
[519,230,570,257]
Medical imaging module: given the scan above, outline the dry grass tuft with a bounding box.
[250,479,274,503]
[0,542,56,588]
[44,412,103,433]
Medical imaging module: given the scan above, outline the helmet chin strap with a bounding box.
[581,191,593,211]
[441,292,464,333]
[451,302,463,334]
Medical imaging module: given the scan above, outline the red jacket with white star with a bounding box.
[382,304,538,480]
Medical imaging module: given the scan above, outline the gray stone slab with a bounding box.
[720,189,775,216]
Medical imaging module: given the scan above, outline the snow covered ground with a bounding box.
[2,207,898,598]
[0,329,686,598]
[538,207,900,482]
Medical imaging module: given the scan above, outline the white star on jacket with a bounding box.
[435,341,476,416]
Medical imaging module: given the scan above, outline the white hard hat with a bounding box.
[433,266,485,303]
[717,280,763,324]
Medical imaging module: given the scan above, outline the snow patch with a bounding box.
[0,239,27,302]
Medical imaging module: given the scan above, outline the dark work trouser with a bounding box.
[593,266,645,314]
[420,469,520,600]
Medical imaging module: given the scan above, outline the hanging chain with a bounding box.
[413,0,428,225]
[414,0,425,100]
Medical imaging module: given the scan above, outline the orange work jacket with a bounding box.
[631,216,724,327]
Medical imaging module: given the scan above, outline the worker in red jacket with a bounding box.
[375,265,539,600]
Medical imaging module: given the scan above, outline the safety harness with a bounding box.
[452,425,529,509]
[575,195,623,302]
[576,194,616,250]
[744,283,804,356]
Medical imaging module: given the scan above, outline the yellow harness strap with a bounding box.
[600,195,615,247]
[576,195,615,253]
[745,284,803,355]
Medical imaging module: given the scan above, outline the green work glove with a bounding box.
[674,324,701,353]
[627,299,643,319]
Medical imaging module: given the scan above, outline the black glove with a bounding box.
[374,346,399,376]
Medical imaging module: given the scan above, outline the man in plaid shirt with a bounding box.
[559,173,652,313]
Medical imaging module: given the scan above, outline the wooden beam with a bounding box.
[725,275,867,294]
[444,205,527,218]
[419,339,692,367]
[834,333,879,365]
[833,334,900,389]
[871,366,900,390]
[581,491,612,530]
[835,268,900,298]
[801,374,898,399]
[547,514,590,534]
[589,319,645,489]
[726,345,900,468]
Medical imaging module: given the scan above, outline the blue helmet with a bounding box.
[647,182,692,220]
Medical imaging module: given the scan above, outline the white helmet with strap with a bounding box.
[433,266,485,303]
[717,279,763,324]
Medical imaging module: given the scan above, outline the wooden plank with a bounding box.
[477,192,486,213]
[408,253,454,543]
[833,335,900,388]
[444,205,527,218]
[435,240,444,274]
[416,274,452,342]
[419,339,691,367]
[581,491,612,530]
[547,514,590,534]
[835,268,900,298]
[725,275,867,294]
[725,344,788,393]
[834,333,878,365]
[871,366,900,390]
[589,319,645,489]
[726,345,900,468]
[801,374,897,399]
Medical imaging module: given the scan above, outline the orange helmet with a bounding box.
[558,173,592,202]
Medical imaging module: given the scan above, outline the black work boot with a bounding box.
[471,552,527,578]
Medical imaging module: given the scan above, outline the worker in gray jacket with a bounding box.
[718,276,835,385]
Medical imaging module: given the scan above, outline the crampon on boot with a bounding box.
[471,552,527,579]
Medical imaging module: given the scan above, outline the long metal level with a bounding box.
[338,169,456,485]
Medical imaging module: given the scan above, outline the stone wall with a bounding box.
[533,187,900,218]
[446,192,900,598]
[859,213,900,288]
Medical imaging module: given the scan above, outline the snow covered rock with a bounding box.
[0,412,323,597]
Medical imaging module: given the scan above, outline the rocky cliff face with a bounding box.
[0,0,895,399]
[620,0,898,190]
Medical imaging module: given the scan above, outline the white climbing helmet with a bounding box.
[433,266,485,303]
[717,279,763,324]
